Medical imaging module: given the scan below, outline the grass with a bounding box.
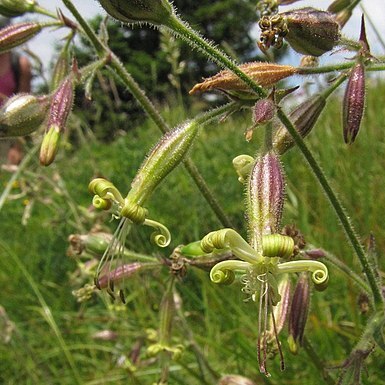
[1,81,385,384]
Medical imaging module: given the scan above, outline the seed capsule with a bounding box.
[0,22,42,53]
[124,120,199,209]
[273,94,326,154]
[283,8,340,56]
[246,151,285,251]
[0,94,49,137]
[0,0,36,17]
[189,62,297,94]
[288,273,310,354]
[343,63,365,144]
[98,0,174,25]
[260,8,340,56]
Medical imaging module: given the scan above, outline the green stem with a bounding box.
[34,5,58,19]
[298,62,385,75]
[276,109,384,308]
[303,337,335,385]
[166,16,265,98]
[61,0,232,229]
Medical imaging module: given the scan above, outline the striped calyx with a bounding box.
[246,151,285,251]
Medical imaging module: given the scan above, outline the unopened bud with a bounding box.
[247,151,285,251]
[288,273,310,354]
[96,262,144,290]
[305,248,326,260]
[98,0,174,25]
[40,77,74,166]
[124,120,199,214]
[253,97,275,126]
[68,232,113,256]
[218,375,257,385]
[0,94,49,137]
[283,8,340,56]
[343,63,365,144]
[0,22,42,53]
[273,94,326,154]
[0,0,36,17]
[39,126,60,166]
[189,62,297,94]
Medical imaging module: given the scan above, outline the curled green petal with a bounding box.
[201,228,260,264]
[233,154,254,183]
[276,260,329,291]
[210,260,250,285]
[144,219,171,248]
[120,199,148,224]
[88,178,124,205]
[92,195,112,210]
[262,234,294,258]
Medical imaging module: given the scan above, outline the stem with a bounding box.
[61,0,232,229]
[166,16,265,98]
[276,109,384,308]
[303,337,335,385]
[34,5,58,19]
[0,145,38,213]
[61,0,105,55]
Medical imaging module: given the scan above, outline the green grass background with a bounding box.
[1,81,385,384]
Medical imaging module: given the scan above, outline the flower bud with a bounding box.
[0,22,42,53]
[124,120,199,208]
[0,94,49,137]
[0,0,36,17]
[98,0,174,25]
[273,94,326,154]
[343,63,365,144]
[40,77,74,166]
[288,273,310,354]
[39,126,60,166]
[246,151,285,251]
[218,375,257,385]
[68,232,113,256]
[189,62,297,94]
[284,8,340,56]
[96,262,144,289]
[253,98,275,126]
[92,330,118,341]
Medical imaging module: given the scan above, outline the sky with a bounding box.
[17,0,385,73]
